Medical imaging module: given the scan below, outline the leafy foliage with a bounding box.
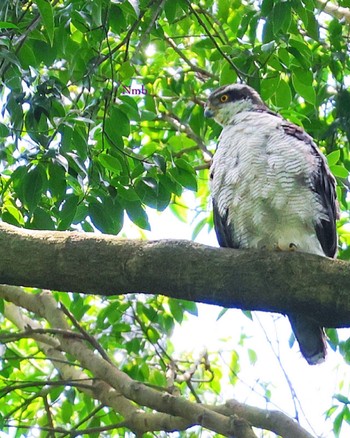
[0,0,350,436]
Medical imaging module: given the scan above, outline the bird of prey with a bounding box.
[205,83,339,365]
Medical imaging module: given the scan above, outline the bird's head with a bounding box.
[204,83,266,126]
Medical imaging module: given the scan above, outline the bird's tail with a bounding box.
[288,314,327,365]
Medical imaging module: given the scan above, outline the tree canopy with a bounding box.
[1,0,350,437]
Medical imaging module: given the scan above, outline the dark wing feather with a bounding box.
[278,120,337,363]
[312,155,339,258]
[212,199,239,248]
[282,122,339,258]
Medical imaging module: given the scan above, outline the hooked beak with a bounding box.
[204,106,214,118]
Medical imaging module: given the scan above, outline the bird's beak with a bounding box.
[204,106,214,118]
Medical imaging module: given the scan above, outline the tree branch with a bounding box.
[316,0,350,24]
[0,223,349,327]
[216,400,315,438]
[164,33,218,80]
[160,112,213,159]
[0,286,315,438]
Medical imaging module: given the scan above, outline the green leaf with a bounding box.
[159,174,182,197]
[33,39,57,65]
[330,165,349,178]
[140,110,157,121]
[109,5,126,33]
[261,0,273,16]
[242,310,253,320]
[175,158,195,174]
[125,200,151,230]
[327,150,340,167]
[147,326,161,343]
[168,299,184,323]
[262,17,274,43]
[98,153,122,173]
[91,0,103,27]
[105,106,130,138]
[0,22,19,29]
[0,123,10,137]
[152,154,166,173]
[48,162,67,201]
[58,195,80,230]
[61,399,74,423]
[113,322,131,333]
[168,135,197,151]
[150,369,167,387]
[135,178,171,211]
[120,0,139,17]
[216,308,229,321]
[179,300,198,316]
[334,394,350,405]
[229,350,240,378]
[218,0,230,19]
[23,167,44,212]
[326,328,339,351]
[164,0,177,23]
[274,78,292,107]
[35,0,55,46]
[334,410,344,437]
[288,38,312,68]
[89,198,124,234]
[193,38,214,49]
[292,71,315,105]
[305,10,319,40]
[292,67,313,85]
[292,1,308,30]
[18,43,37,69]
[272,2,291,35]
[169,167,197,192]
[261,75,280,100]
[248,349,257,365]
[2,204,25,226]
[118,95,140,121]
[192,216,209,240]
[118,61,135,81]
[30,207,56,230]
[220,63,237,85]
[278,48,290,67]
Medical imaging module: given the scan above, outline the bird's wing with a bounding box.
[282,122,339,258]
[212,198,239,248]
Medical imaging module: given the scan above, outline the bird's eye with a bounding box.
[220,94,229,103]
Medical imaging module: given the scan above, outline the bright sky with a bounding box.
[126,195,350,438]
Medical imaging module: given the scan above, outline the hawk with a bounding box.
[205,83,339,365]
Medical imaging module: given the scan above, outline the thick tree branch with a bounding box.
[0,223,349,327]
[216,400,314,438]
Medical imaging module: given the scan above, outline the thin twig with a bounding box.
[188,3,245,80]
[160,112,213,159]
[60,303,113,364]
[134,0,167,56]
[0,327,86,343]
[164,33,217,80]
[254,315,318,437]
